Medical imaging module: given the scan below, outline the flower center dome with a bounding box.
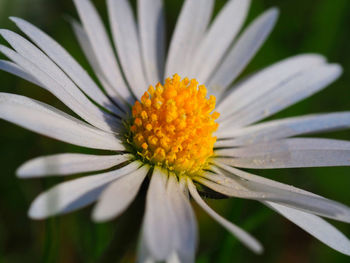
[130,74,219,175]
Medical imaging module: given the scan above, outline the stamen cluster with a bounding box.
[130,74,219,175]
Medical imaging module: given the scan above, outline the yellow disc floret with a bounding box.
[130,74,220,175]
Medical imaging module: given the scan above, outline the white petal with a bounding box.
[17,153,131,178]
[0,93,123,151]
[167,175,197,263]
[206,163,350,223]
[138,0,165,84]
[216,138,350,155]
[208,8,279,96]
[0,59,42,86]
[215,111,350,141]
[72,0,133,103]
[189,0,251,85]
[165,0,214,78]
[187,178,263,254]
[10,17,124,117]
[216,138,350,168]
[70,20,101,77]
[209,164,315,196]
[0,37,120,133]
[29,161,141,219]
[218,150,350,168]
[166,252,181,263]
[266,202,350,256]
[69,19,128,111]
[69,19,99,72]
[143,168,174,261]
[92,165,149,222]
[217,54,326,120]
[220,64,342,128]
[137,230,156,263]
[107,0,148,99]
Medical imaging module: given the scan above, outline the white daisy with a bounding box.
[0,0,350,262]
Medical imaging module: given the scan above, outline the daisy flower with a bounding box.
[1,0,350,261]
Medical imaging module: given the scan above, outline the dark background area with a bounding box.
[1,0,350,262]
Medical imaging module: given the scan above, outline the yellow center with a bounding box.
[130,74,220,175]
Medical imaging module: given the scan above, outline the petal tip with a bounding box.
[16,163,34,178]
[254,244,264,255]
[91,206,112,223]
[332,63,343,75]
[28,204,46,220]
[269,7,280,16]
[9,16,20,23]
[15,168,26,178]
[0,29,9,37]
[264,7,280,25]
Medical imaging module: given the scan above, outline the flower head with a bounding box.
[129,74,219,175]
[1,0,350,261]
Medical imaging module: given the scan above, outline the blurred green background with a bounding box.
[1,0,350,262]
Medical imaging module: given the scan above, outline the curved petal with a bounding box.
[69,19,128,111]
[0,93,123,151]
[137,229,156,263]
[10,17,124,116]
[216,138,350,153]
[204,163,350,223]
[266,202,350,256]
[187,178,263,254]
[17,153,132,178]
[167,175,197,263]
[70,20,101,77]
[215,111,350,141]
[138,0,165,84]
[216,138,350,168]
[165,0,214,78]
[218,150,350,168]
[0,59,42,86]
[217,54,326,120]
[72,0,133,103]
[0,35,120,132]
[189,0,251,84]
[166,253,181,263]
[208,8,279,97]
[92,165,149,222]
[29,161,141,219]
[107,0,148,98]
[143,168,175,261]
[219,63,342,127]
